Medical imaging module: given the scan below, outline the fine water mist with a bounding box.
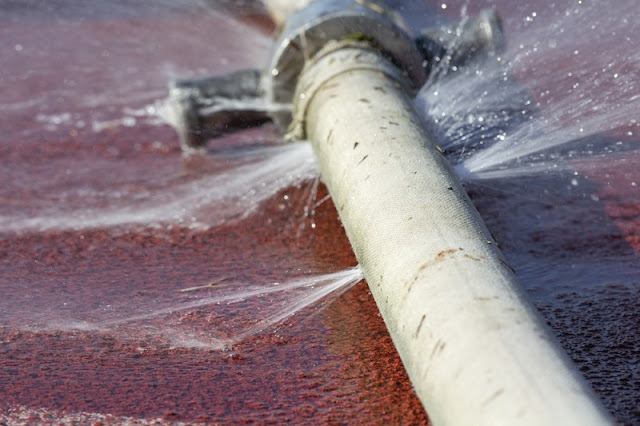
[0,142,316,233]
[1,262,362,350]
[415,0,640,183]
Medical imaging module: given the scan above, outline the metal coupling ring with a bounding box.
[264,0,427,128]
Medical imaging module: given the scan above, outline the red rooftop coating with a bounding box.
[1,1,639,424]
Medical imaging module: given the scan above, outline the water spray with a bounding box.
[167,1,613,424]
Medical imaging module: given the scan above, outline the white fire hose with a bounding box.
[287,39,612,426]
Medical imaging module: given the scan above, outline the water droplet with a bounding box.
[122,117,136,127]
[14,44,23,52]
[441,3,447,9]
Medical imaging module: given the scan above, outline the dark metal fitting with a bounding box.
[167,70,274,152]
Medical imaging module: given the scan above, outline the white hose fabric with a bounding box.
[293,43,613,426]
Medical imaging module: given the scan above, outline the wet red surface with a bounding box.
[1,1,640,425]
[0,125,430,422]
[467,163,640,423]
[1,189,428,423]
